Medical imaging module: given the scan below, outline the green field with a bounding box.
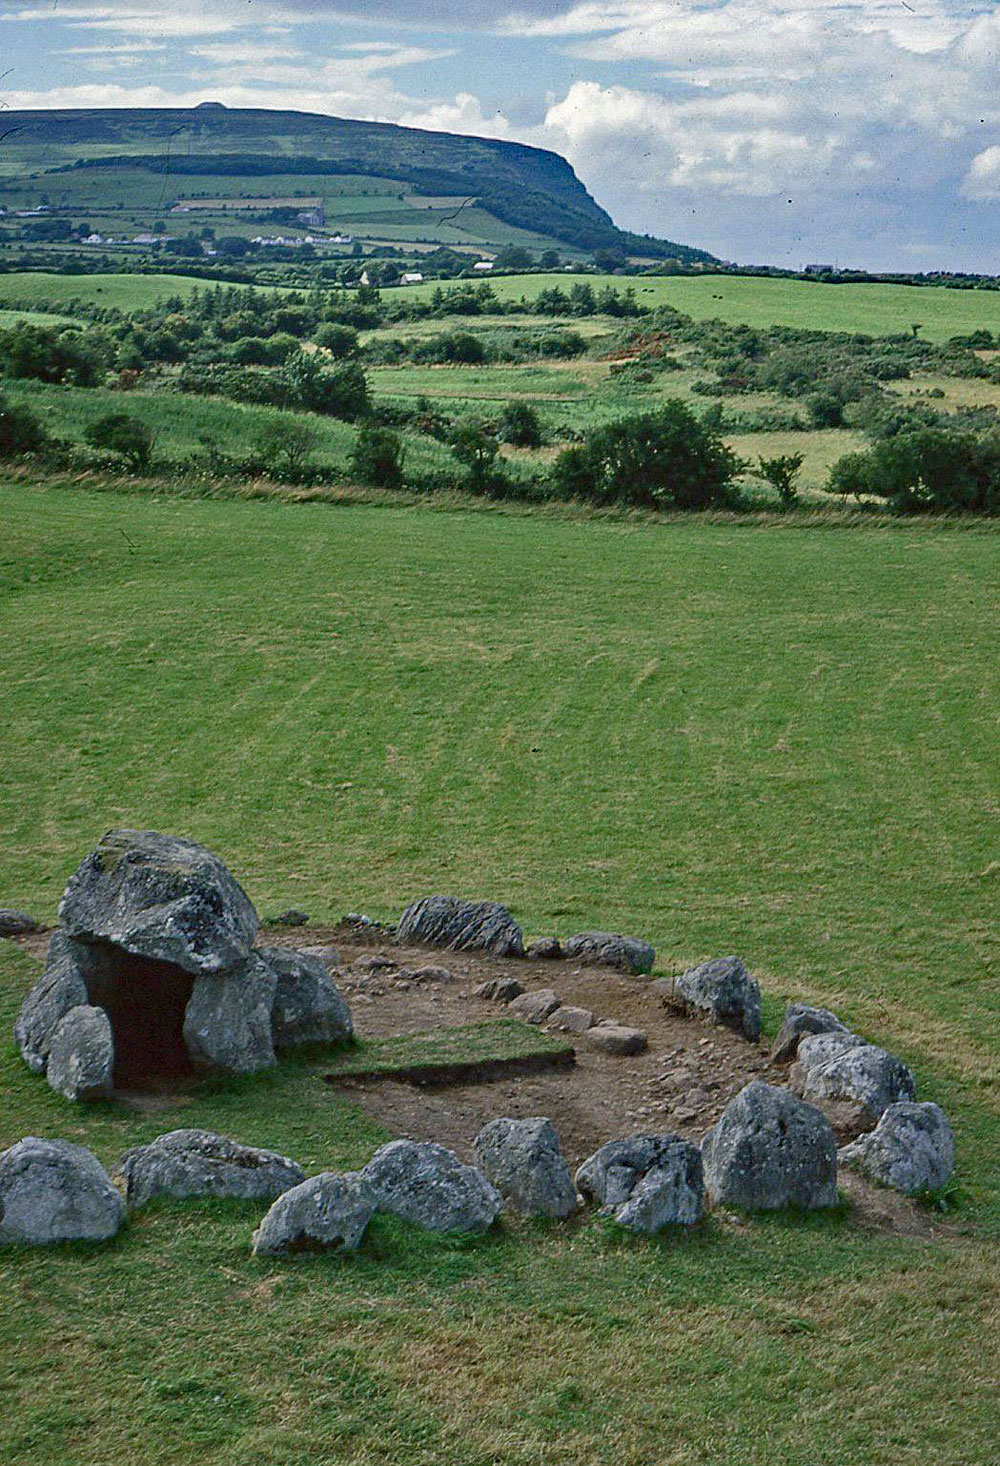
[1,483,998,1464]
[402,272,1000,341]
[0,271,229,311]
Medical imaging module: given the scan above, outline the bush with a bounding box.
[499,401,542,448]
[226,333,299,366]
[0,323,105,386]
[756,452,804,507]
[314,323,360,358]
[550,401,745,510]
[435,332,487,365]
[450,421,501,493]
[349,423,405,491]
[252,415,320,476]
[827,429,1000,513]
[0,392,47,457]
[83,412,154,471]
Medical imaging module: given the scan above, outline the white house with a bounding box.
[399,272,424,285]
[473,260,494,272]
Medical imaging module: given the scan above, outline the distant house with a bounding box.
[400,272,424,285]
[82,233,104,245]
[473,260,494,272]
[296,207,325,228]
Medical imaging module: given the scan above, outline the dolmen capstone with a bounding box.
[116,1129,306,1209]
[672,955,762,1041]
[838,1102,954,1195]
[0,1137,125,1245]
[396,895,524,957]
[474,1117,577,1219]
[576,1133,705,1232]
[701,1082,838,1211]
[14,829,353,1099]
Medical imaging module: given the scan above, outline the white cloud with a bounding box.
[962,146,1000,201]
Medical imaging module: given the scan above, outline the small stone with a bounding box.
[363,1140,501,1234]
[474,1117,577,1219]
[0,1137,125,1245]
[0,909,39,938]
[771,1004,849,1064]
[508,988,561,1025]
[271,909,310,927]
[547,1006,595,1034]
[586,1023,648,1056]
[701,1081,838,1211]
[561,931,655,975]
[838,1102,954,1195]
[117,1129,306,1209]
[526,937,562,960]
[354,954,397,974]
[409,964,454,984]
[473,976,525,1003]
[252,1171,374,1255]
[675,956,762,1041]
[45,1005,114,1102]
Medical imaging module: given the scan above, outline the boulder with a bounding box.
[252,1171,374,1255]
[526,937,562,960]
[577,1133,699,1209]
[838,1102,954,1195]
[674,955,762,1041]
[701,1081,838,1211]
[408,964,454,985]
[396,895,523,958]
[270,909,310,927]
[45,1005,114,1102]
[585,1023,648,1056]
[363,1140,502,1234]
[561,931,655,975]
[473,976,524,1003]
[182,953,277,1075]
[547,1005,594,1034]
[795,1036,915,1120]
[117,1129,305,1208]
[14,931,89,1075]
[0,1137,125,1245]
[771,1003,849,1063]
[613,1153,705,1232]
[0,909,39,937]
[474,1117,577,1219]
[258,946,353,1051]
[508,988,561,1025]
[59,828,259,976]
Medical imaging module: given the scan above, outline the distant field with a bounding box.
[0,271,229,310]
[401,272,1000,341]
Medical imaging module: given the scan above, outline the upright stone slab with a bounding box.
[117,1129,305,1208]
[183,953,277,1075]
[363,1140,502,1234]
[474,1117,577,1219]
[561,931,655,975]
[258,946,353,1051]
[45,1005,114,1102]
[396,895,524,958]
[701,1082,838,1211]
[0,1137,125,1245]
[576,1133,704,1229]
[674,955,762,1041]
[14,931,89,1076]
[252,1172,375,1256]
[838,1102,954,1195]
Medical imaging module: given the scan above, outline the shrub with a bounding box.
[0,392,47,457]
[0,323,105,386]
[227,333,299,366]
[450,421,501,493]
[756,452,804,507]
[83,412,154,471]
[499,401,543,448]
[314,323,360,358]
[827,429,1000,513]
[252,416,320,477]
[349,423,405,491]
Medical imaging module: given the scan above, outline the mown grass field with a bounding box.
[1,481,998,1464]
[0,272,236,311]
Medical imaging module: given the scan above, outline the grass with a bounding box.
[1,481,998,1464]
[323,1020,570,1078]
[0,272,242,311]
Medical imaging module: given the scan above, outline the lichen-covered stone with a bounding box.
[117,1129,306,1209]
[0,909,39,937]
[183,953,277,1075]
[14,931,89,1075]
[795,1036,915,1120]
[0,1137,125,1245]
[771,1004,849,1063]
[838,1102,954,1194]
[561,931,655,975]
[585,1023,648,1056]
[701,1082,838,1211]
[59,828,259,976]
[526,937,562,960]
[396,895,523,957]
[252,1171,374,1255]
[613,1154,705,1232]
[508,988,561,1025]
[363,1139,502,1234]
[474,1117,577,1219]
[474,976,524,1003]
[674,955,762,1041]
[258,946,353,1051]
[45,1005,114,1102]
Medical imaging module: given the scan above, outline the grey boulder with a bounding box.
[838,1102,954,1195]
[561,931,655,975]
[795,1034,915,1120]
[526,937,562,960]
[585,1023,648,1056]
[547,1005,595,1034]
[576,1133,704,1228]
[117,1129,306,1209]
[45,1005,114,1102]
[14,931,89,1075]
[474,1117,577,1219]
[508,988,561,1025]
[473,976,524,1003]
[0,1137,125,1245]
[182,953,277,1075]
[59,828,259,976]
[396,895,524,958]
[363,1139,502,1234]
[674,956,762,1041]
[701,1081,838,1211]
[252,1171,374,1255]
[771,1003,849,1063]
[0,909,39,937]
[258,946,353,1050]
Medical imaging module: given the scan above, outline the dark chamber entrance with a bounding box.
[79,941,196,1089]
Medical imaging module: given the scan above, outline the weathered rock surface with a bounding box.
[363,1139,502,1234]
[270,909,310,927]
[45,1005,114,1102]
[474,976,524,1003]
[561,931,655,975]
[508,988,561,1025]
[674,956,762,1041]
[117,1129,306,1209]
[838,1102,954,1194]
[474,1117,577,1219]
[771,1003,849,1063]
[0,909,39,937]
[0,1137,125,1245]
[59,828,259,976]
[182,954,277,1075]
[252,1171,374,1255]
[701,1082,838,1211]
[526,937,562,960]
[547,1005,594,1034]
[14,931,89,1075]
[408,964,454,985]
[795,1035,915,1120]
[576,1133,704,1228]
[258,946,353,1051]
[396,895,523,958]
[585,1023,648,1056]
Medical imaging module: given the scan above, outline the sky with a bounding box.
[0,0,997,271]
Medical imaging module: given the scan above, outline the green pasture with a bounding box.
[400,272,1000,341]
[1,484,998,1464]
[0,271,231,311]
